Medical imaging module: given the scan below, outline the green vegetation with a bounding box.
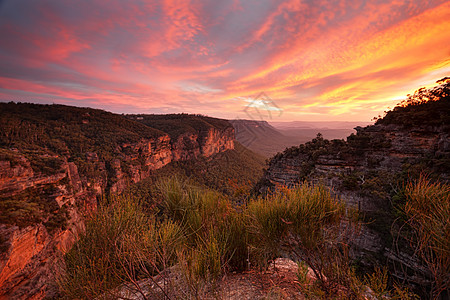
[127,142,265,204]
[60,177,429,299]
[401,177,449,299]
[61,179,245,299]
[0,103,165,159]
[0,183,63,228]
[128,113,232,139]
[0,103,245,231]
[375,77,450,126]
[0,103,233,182]
[247,183,359,296]
[0,103,169,217]
[61,195,182,299]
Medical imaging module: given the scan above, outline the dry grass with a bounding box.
[59,177,425,299]
[403,176,449,299]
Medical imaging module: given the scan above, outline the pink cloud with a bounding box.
[0,0,448,121]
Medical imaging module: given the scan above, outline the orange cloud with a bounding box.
[223,1,450,121]
[0,0,449,121]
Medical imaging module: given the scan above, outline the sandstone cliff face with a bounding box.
[261,123,449,287]
[265,124,449,188]
[0,127,234,299]
[171,127,235,160]
[200,127,235,157]
[0,157,96,299]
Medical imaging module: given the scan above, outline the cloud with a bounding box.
[0,0,449,121]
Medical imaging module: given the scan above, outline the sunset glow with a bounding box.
[0,0,449,121]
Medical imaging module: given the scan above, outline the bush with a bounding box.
[402,177,449,299]
[376,78,449,127]
[158,177,248,275]
[247,183,361,296]
[61,178,249,298]
[0,200,42,227]
[60,195,183,299]
[60,177,429,299]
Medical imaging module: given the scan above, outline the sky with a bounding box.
[0,0,449,122]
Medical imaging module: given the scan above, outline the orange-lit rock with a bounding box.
[0,126,235,299]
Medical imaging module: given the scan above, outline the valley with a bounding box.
[0,78,449,299]
[231,119,371,157]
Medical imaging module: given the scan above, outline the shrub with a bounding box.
[158,177,248,275]
[0,200,42,227]
[247,183,361,296]
[402,177,449,299]
[60,195,182,299]
[376,77,449,127]
[365,266,389,299]
[60,177,429,299]
[247,192,290,266]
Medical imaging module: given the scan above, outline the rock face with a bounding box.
[114,257,308,300]
[260,123,449,289]
[171,127,235,161]
[0,159,92,300]
[264,124,449,189]
[0,126,234,299]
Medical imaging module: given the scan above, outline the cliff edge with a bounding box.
[258,79,450,292]
[0,104,234,299]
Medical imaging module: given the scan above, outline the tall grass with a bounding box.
[60,195,182,299]
[247,183,360,296]
[60,177,428,299]
[403,177,449,299]
[158,177,248,276]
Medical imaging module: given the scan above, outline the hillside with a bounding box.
[258,78,450,297]
[128,113,232,139]
[230,119,311,157]
[0,103,245,299]
[0,103,235,226]
[230,119,369,157]
[127,142,265,205]
[375,77,450,126]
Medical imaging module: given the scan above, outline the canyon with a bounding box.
[1,82,448,299]
[0,104,235,299]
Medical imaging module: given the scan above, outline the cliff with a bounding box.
[264,123,449,190]
[258,82,450,293]
[0,104,234,299]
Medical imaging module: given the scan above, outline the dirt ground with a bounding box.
[214,258,307,299]
[116,258,312,299]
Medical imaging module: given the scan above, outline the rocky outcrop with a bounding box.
[166,127,234,162]
[0,158,97,299]
[111,257,311,300]
[0,126,234,299]
[260,123,449,290]
[110,127,234,192]
[0,159,66,198]
[264,124,449,188]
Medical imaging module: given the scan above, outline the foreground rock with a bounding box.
[112,258,308,300]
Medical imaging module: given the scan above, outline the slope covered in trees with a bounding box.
[128,113,232,138]
[375,77,450,126]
